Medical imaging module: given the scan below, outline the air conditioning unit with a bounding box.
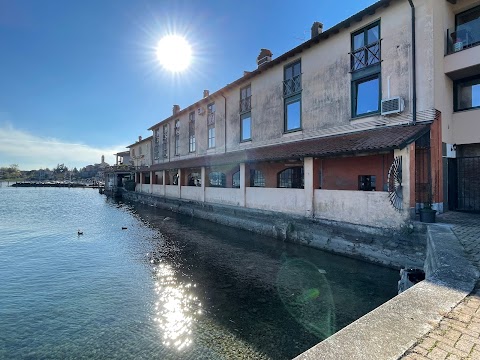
[381,97,405,116]
[197,107,205,115]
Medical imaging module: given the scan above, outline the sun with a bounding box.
[156,35,192,73]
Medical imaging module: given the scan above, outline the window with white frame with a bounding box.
[162,124,168,158]
[189,111,196,152]
[174,119,180,156]
[154,128,160,160]
[207,103,215,148]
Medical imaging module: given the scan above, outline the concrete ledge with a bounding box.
[294,224,479,360]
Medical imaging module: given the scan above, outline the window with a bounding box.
[131,148,135,157]
[351,22,381,118]
[351,22,380,71]
[240,85,252,113]
[454,75,480,111]
[241,113,251,142]
[207,103,215,148]
[174,119,180,156]
[285,97,301,131]
[154,128,160,160]
[250,169,265,187]
[162,124,168,158]
[232,171,240,188]
[358,175,376,191]
[353,75,380,116]
[139,145,142,156]
[189,112,196,152]
[208,172,225,187]
[283,60,302,132]
[278,167,304,189]
[284,61,302,96]
[188,172,201,187]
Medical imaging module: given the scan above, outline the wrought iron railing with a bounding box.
[239,96,252,113]
[283,74,302,97]
[162,142,168,158]
[207,112,215,126]
[105,165,135,172]
[350,40,381,72]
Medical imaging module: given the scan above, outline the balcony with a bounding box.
[447,18,480,55]
[445,18,480,79]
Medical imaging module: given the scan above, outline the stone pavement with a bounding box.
[401,212,480,360]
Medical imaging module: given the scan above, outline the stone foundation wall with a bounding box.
[121,190,425,269]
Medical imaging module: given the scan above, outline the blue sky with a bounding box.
[0,0,377,170]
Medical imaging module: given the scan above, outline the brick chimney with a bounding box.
[257,48,273,68]
[138,136,142,142]
[173,104,180,115]
[203,90,209,98]
[311,22,323,38]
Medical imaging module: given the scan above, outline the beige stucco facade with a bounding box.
[128,136,153,168]
[150,0,436,160]
[107,0,480,225]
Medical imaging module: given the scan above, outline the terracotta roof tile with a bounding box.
[150,123,429,171]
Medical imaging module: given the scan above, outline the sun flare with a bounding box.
[156,35,192,73]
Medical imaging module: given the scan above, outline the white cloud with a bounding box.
[0,123,126,170]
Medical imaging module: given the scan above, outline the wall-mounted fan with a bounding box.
[388,156,403,211]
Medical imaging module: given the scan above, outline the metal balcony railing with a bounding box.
[239,96,252,113]
[207,112,215,125]
[350,40,381,72]
[283,74,302,97]
[447,18,480,54]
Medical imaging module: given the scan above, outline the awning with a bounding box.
[150,123,430,171]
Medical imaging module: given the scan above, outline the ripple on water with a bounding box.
[0,187,399,359]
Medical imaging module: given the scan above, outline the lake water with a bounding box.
[0,185,399,359]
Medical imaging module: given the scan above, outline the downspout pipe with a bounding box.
[408,0,417,125]
[221,94,227,153]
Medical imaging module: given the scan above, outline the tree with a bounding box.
[54,163,68,174]
[0,164,22,180]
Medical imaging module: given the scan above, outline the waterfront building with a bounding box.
[107,0,480,228]
[126,136,154,192]
[105,151,135,191]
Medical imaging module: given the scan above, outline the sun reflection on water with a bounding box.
[153,263,202,351]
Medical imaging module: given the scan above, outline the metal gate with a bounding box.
[452,156,480,212]
[415,132,431,213]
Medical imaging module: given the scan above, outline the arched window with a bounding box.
[209,172,226,187]
[278,167,304,188]
[232,171,240,188]
[250,169,265,187]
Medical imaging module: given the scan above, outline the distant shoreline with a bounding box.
[9,181,104,188]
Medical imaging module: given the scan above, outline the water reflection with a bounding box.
[153,262,202,351]
[276,258,336,340]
